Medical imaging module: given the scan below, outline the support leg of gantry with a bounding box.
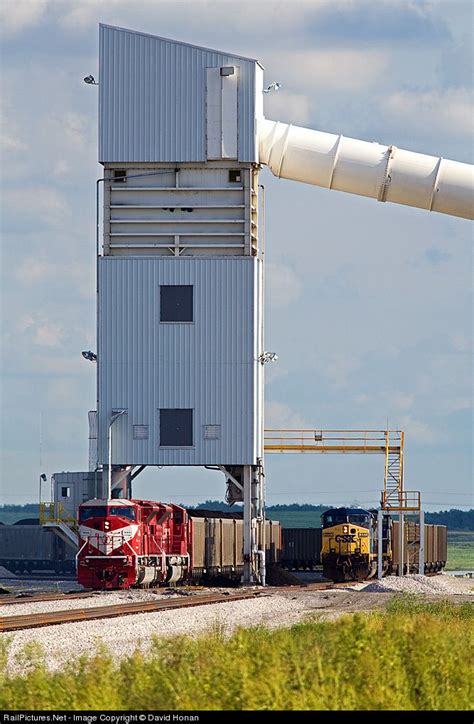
[243,465,253,584]
[257,463,266,586]
[419,509,425,576]
[242,464,263,584]
[398,512,405,576]
[377,510,383,580]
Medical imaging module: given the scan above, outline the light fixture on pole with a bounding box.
[82,350,97,362]
[39,473,47,508]
[259,351,279,364]
[263,82,282,94]
[83,75,98,85]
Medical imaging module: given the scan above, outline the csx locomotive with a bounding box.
[321,507,390,581]
[321,506,447,581]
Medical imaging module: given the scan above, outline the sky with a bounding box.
[0,0,472,512]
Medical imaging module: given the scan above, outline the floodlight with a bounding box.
[82,350,97,362]
[263,82,282,93]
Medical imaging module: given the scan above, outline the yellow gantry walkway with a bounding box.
[264,429,420,513]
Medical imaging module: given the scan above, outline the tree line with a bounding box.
[1,502,472,530]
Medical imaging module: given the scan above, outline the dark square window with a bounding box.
[61,487,71,498]
[160,409,193,446]
[160,285,193,322]
[113,169,127,183]
[229,169,241,183]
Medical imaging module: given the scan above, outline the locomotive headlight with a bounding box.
[104,521,110,530]
[343,525,348,533]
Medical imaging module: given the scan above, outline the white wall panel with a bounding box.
[97,257,261,465]
[99,24,261,163]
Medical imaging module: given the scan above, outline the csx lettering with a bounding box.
[335,534,356,543]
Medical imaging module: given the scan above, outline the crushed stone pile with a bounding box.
[363,574,474,595]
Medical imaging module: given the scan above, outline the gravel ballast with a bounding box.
[362,574,474,595]
[3,593,311,673]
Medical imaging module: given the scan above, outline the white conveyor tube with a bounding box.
[259,118,474,220]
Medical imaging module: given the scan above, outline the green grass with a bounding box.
[1,598,473,711]
[447,531,474,571]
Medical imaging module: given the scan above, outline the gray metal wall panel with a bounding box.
[99,24,259,163]
[98,257,259,465]
[52,472,100,518]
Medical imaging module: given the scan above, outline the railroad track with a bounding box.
[0,580,353,607]
[0,591,95,606]
[0,590,264,631]
[0,581,359,632]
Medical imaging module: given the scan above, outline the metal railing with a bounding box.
[39,502,76,525]
[381,490,421,512]
[264,429,402,454]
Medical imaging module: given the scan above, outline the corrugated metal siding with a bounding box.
[97,257,259,465]
[53,472,100,518]
[99,24,259,163]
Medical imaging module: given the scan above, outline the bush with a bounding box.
[1,599,472,711]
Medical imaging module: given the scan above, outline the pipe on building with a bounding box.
[259,118,474,220]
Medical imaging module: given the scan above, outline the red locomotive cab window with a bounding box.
[79,506,107,522]
[109,506,136,521]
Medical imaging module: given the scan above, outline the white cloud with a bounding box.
[266,261,303,308]
[385,88,473,138]
[389,393,414,412]
[0,128,27,152]
[264,364,289,386]
[265,400,308,429]
[0,0,49,34]
[57,0,334,35]
[16,314,35,333]
[451,334,469,352]
[52,159,72,180]
[445,398,471,414]
[398,416,438,445]
[324,353,360,389]
[15,258,56,284]
[13,313,65,348]
[2,187,69,227]
[58,0,121,30]
[62,112,93,147]
[263,48,389,96]
[264,92,311,126]
[33,322,64,348]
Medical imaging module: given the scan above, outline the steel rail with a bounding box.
[0,582,358,631]
[0,591,95,606]
[0,591,260,631]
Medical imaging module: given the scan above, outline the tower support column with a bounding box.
[242,464,265,584]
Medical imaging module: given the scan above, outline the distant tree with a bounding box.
[266,503,331,512]
[0,504,39,513]
[425,509,473,530]
[193,500,242,512]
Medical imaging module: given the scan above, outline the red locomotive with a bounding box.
[77,498,190,589]
[77,498,281,590]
